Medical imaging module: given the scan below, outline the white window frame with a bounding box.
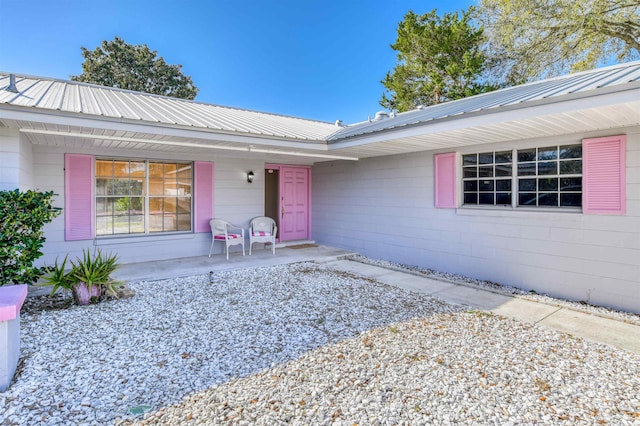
[461,144,582,210]
[95,158,193,237]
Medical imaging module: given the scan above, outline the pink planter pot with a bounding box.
[72,283,102,305]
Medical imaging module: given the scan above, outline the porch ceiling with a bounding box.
[1,119,359,164]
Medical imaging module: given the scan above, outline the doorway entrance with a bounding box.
[264,165,310,242]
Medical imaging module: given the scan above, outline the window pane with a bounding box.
[464,181,478,191]
[130,197,144,215]
[113,197,131,215]
[177,215,191,231]
[479,166,493,177]
[519,193,537,206]
[112,215,130,234]
[163,163,177,178]
[560,144,581,159]
[149,163,163,178]
[538,147,558,161]
[149,197,163,214]
[109,179,131,196]
[96,179,108,196]
[479,180,494,191]
[130,179,144,196]
[463,167,477,178]
[495,164,511,177]
[537,161,557,175]
[463,154,477,166]
[177,164,191,179]
[518,163,536,176]
[464,193,477,204]
[560,177,582,191]
[130,215,145,233]
[149,178,163,196]
[519,179,536,191]
[177,181,191,196]
[130,161,146,178]
[538,178,558,191]
[560,193,582,207]
[96,198,108,215]
[560,160,581,175]
[164,198,177,214]
[518,149,536,162]
[96,160,113,177]
[495,151,512,163]
[479,153,493,164]
[149,214,164,232]
[113,161,129,177]
[177,197,191,214]
[164,181,178,196]
[96,216,110,236]
[496,193,511,205]
[479,193,494,205]
[538,193,558,206]
[161,214,177,232]
[496,180,511,191]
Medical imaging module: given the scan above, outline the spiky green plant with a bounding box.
[42,255,74,296]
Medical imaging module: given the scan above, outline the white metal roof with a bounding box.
[329,60,640,141]
[0,73,340,142]
[1,61,639,162]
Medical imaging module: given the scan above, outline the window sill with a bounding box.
[456,205,582,217]
[94,232,196,246]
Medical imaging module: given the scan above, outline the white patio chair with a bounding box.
[209,219,245,260]
[249,216,277,255]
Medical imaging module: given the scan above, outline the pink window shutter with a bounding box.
[193,161,214,232]
[64,154,95,241]
[434,152,457,208]
[583,135,626,215]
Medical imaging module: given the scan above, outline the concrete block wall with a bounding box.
[32,144,268,265]
[313,128,640,313]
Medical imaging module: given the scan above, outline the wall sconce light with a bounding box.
[247,171,255,183]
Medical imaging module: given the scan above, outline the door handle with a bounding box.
[281,206,285,218]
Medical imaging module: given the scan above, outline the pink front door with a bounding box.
[279,166,309,241]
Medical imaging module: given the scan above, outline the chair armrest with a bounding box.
[227,224,245,237]
[273,225,278,236]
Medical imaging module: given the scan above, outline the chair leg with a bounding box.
[249,241,252,256]
[272,239,275,254]
[225,242,229,261]
[242,242,245,256]
[209,240,214,257]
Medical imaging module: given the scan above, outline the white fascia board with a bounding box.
[18,128,359,161]
[328,87,640,150]
[0,106,331,151]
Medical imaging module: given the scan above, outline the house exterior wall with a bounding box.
[0,129,32,190]
[312,127,640,313]
[32,144,267,265]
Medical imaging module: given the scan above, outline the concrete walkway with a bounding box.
[327,259,640,354]
[29,244,640,354]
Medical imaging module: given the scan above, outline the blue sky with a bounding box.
[0,0,474,124]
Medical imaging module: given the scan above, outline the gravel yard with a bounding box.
[2,262,639,425]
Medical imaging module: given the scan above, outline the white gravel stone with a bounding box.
[2,262,639,425]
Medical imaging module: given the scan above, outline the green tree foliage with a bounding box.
[71,37,199,99]
[381,8,496,112]
[478,0,640,83]
[0,190,61,285]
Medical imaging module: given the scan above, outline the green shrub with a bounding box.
[0,190,61,285]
